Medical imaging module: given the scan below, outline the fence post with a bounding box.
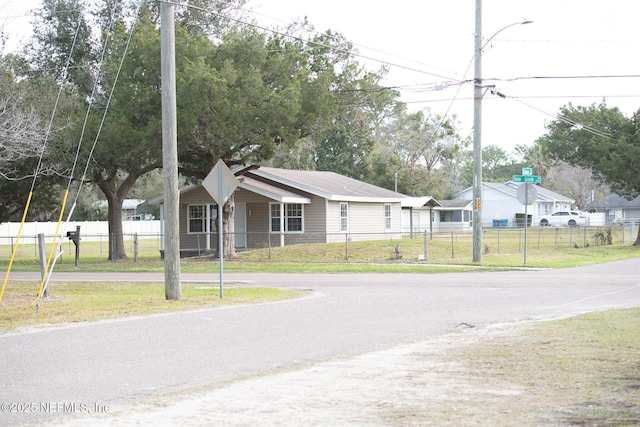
[569,226,574,248]
[423,230,428,261]
[37,234,48,298]
[73,226,80,267]
[134,233,138,262]
[538,227,542,249]
[518,229,522,253]
[497,228,501,254]
[450,232,454,258]
[554,228,559,250]
[268,233,272,260]
[345,233,349,260]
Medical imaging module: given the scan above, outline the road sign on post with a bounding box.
[202,159,239,206]
[202,160,239,298]
[516,182,537,267]
[512,175,541,183]
[516,182,537,205]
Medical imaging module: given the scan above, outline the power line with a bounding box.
[484,74,640,83]
[159,0,465,84]
[404,94,640,104]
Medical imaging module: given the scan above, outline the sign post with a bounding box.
[515,169,539,266]
[202,160,239,298]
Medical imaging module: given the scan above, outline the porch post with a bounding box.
[205,203,211,251]
[159,204,165,251]
[279,203,285,247]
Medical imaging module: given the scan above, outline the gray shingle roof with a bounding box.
[238,175,311,203]
[456,182,574,203]
[249,167,409,201]
[586,193,640,209]
[439,200,472,208]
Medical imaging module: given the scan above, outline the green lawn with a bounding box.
[2,226,638,273]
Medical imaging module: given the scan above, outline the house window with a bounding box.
[340,203,349,232]
[188,204,216,233]
[440,210,462,222]
[270,203,303,233]
[384,204,392,231]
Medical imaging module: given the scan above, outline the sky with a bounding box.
[2,0,640,158]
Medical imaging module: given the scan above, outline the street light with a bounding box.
[472,0,532,263]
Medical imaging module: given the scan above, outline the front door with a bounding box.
[234,203,247,249]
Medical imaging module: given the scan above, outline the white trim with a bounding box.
[384,203,392,231]
[269,202,305,234]
[187,204,205,234]
[187,204,216,237]
[340,202,349,233]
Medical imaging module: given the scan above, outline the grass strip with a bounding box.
[0,281,304,334]
[435,309,640,425]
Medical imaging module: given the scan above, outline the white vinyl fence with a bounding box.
[0,220,162,246]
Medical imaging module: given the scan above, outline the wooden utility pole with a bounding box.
[161,1,181,300]
[472,0,483,263]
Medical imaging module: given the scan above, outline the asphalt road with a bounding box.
[2,259,640,425]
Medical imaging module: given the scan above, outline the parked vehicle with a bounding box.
[539,210,586,227]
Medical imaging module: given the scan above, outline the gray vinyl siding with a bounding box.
[326,201,402,242]
[178,187,217,254]
[268,195,327,246]
[175,186,328,250]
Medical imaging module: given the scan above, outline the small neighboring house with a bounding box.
[95,199,145,221]
[152,167,410,256]
[435,200,474,232]
[586,194,640,224]
[401,198,472,233]
[401,197,442,235]
[455,182,575,227]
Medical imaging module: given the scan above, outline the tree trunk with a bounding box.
[95,172,139,261]
[634,225,640,247]
[106,197,128,261]
[223,195,236,257]
[214,194,236,258]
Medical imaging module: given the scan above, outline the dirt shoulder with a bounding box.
[45,310,640,426]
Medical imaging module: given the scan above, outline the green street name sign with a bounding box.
[513,175,541,183]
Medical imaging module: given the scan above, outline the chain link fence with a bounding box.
[1,223,637,264]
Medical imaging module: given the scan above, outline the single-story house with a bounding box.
[455,182,575,227]
[586,193,640,224]
[153,167,410,256]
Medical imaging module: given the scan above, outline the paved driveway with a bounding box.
[2,259,640,425]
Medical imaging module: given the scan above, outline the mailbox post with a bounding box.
[66,225,81,267]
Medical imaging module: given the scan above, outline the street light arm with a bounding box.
[481,19,533,51]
